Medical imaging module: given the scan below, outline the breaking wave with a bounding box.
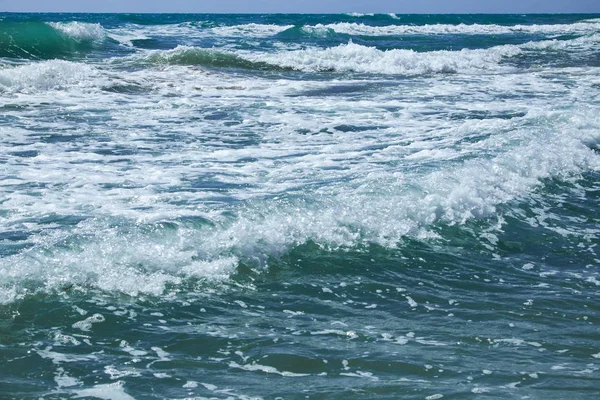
[0,60,96,92]
[1,105,599,302]
[245,41,522,74]
[301,21,600,37]
[127,41,526,75]
[136,46,289,70]
[126,33,600,75]
[0,21,106,59]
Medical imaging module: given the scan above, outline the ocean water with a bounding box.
[1,12,600,399]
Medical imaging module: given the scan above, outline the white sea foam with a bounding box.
[37,348,98,364]
[74,382,136,400]
[344,12,375,17]
[48,22,107,42]
[1,38,599,302]
[240,33,600,75]
[229,361,309,377]
[0,60,96,93]
[2,102,597,301]
[302,21,600,37]
[209,23,293,38]
[102,19,600,50]
[72,314,105,331]
[521,33,600,51]
[106,22,292,45]
[54,367,81,388]
[244,41,521,74]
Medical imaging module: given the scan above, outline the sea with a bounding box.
[1,12,600,399]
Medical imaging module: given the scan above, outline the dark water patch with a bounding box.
[0,115,21,126]
[8,150,39,158]
[0,230,31,242]
[333,124,387,133]
[101,82,150,95]
[91,146,139,156]
[449,110,527,121]
[589,52,600,67]
[203,111,232,121]
[130,38,162,49]
[0,241,34,256]
[390,33,571,53]
[187,176,252,192]
[0,103,30,111]
[98,181,144,190]
[173,215,216,229]
[18,214,89,227]
[459,132,493,145]
[32,133,83,144]
[290,83,376,97]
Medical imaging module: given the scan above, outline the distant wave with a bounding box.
[4,34,598,94]
[125,33,600,76]
[134,46,291,71]
[122,42,518,75]
[343,12,376,17]
[244,41,522,75]
[208,23,294,38]
[102,19,600,46]
[301,21,600,37]
[253,34,599,74]
[0,21,106,59]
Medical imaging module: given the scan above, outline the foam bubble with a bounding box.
[72,314,105,331]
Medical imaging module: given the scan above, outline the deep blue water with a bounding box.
[1,12,600,400]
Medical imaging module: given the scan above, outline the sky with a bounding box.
[1,0,600,14]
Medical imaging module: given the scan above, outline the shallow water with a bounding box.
[1,12,600,399]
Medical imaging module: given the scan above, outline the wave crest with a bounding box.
[0,60,95,92]
[48,21,107,42]
[246,42,521,75]
[302,21,600,37]
[138,45,287,70]
[0,21,106,59]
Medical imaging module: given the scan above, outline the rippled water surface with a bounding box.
[1,12,600,399]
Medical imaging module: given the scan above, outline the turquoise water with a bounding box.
[1,12,600,399]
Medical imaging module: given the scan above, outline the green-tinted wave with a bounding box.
[0,21,102,59]
[143,47,289,71]
[276,25,337,39]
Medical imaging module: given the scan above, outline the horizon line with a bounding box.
[2,11,600,15]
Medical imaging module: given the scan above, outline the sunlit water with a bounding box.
[1,13,600,399]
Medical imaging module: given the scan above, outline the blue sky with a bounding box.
[1,0,600,13]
